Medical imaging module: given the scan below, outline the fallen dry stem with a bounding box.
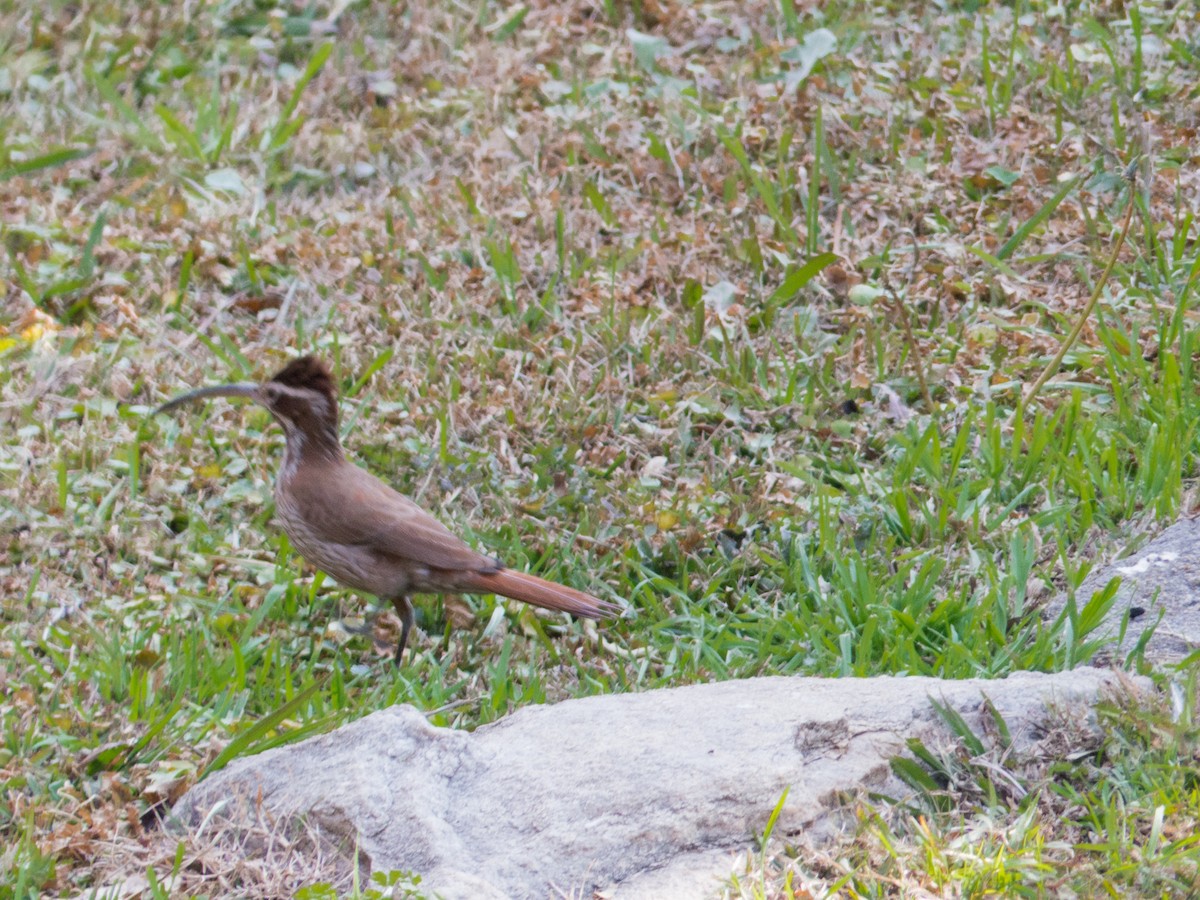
[1016,170,1139,421]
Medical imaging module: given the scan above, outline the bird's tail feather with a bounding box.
[459,569,620,620]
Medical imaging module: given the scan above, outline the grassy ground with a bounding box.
[1,0,1198,896]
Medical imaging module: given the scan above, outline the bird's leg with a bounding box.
[391,595,414,667]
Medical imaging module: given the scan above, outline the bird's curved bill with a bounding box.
[154,383,260,416]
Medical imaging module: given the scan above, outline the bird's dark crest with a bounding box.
[271,356,335,399]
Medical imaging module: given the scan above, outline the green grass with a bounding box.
[729,671,1200,897]
[1,0,1198,896]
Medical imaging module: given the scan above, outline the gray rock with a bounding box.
[171,669,1134,899]
[1046,518,1200,663]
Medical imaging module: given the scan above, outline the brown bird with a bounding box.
[154,356,619,665]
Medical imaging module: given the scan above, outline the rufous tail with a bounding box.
[460,569,620,619]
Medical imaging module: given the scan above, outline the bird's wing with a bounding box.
[300,462,497,573]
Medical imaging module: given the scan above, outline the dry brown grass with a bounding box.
[2,0,1199,896]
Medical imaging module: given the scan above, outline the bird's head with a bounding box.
[155,356,342,456]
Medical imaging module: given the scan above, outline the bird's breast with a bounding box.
[274,480,408,597]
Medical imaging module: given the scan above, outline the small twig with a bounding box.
[885,230,936,412]
[422,698,476,718]
[889,292,936,412]
[1015,165,1138,421]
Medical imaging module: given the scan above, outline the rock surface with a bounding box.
[172,669,1134,899]
[1046,518,1200,663]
